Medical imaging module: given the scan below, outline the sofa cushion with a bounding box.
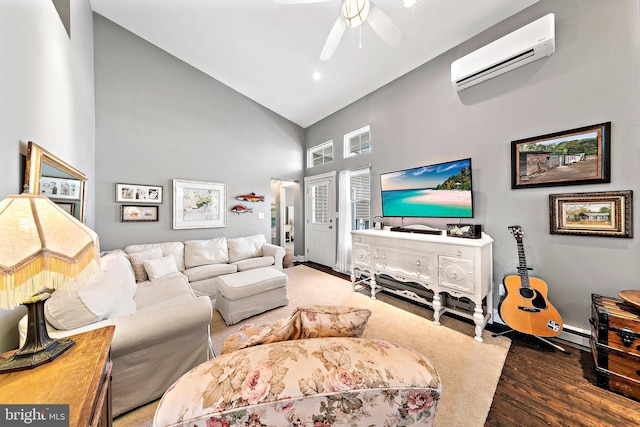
[232,256,275,271]
[78,250,138,318]
[184,237,229,268]
[134,272,194,309]
[44,290,100,330]
[215,267,287,300]
[184,263,237,282]
[144,254,179,281]
[227,234,265,263]
[46,250,137,330]
[128,247,163,282]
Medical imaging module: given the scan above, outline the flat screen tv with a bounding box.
[380,158,473,218]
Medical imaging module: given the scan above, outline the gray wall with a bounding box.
[93,15,305,251]
[305,0,640,333]
[0,0,96,352]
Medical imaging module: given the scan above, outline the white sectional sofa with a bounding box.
[124,234,285,303]
[19,249,213,417]
[17,234,285,417]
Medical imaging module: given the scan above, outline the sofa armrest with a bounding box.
[262,243,285,270]
[109,296,212,358]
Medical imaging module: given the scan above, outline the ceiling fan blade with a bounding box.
[367,2,405,48]
[274,0,332,4]
[320,17,347,61]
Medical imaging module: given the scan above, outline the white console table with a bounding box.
[350,229,494,342]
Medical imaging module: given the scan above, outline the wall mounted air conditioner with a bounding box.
[451,13,555,91]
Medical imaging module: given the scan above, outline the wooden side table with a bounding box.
[0,326,115,427]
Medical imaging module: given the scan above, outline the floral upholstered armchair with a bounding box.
[153,306,442,427]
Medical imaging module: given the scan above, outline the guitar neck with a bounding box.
[516,240,530,288]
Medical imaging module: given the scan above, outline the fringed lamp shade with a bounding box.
[0,193,100,372]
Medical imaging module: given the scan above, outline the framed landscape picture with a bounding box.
[511,122,611,189]
[116,183,163,203]
[173,179,226,229]
[549,190,632,238]
[121,205,159,222]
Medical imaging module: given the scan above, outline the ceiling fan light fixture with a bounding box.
[341,0,370,28]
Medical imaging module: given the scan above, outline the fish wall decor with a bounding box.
[231,204,253,214]
[236,193,264,202]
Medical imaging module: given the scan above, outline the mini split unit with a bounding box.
[451,13,555,91]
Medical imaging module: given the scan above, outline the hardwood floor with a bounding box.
[298,262,640,426]
[486,331,640,427]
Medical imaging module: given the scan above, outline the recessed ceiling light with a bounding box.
[403,0,417,7]
[312,71,322,81]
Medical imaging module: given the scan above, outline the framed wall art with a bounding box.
[55,202,75,216]
[121,205,159,222]
[173,179,226,229]
[116,183,163,203]
[549,190,633,238]
[511,122,611,189]
[40,176,82,200]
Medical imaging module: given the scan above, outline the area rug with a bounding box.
[114,264,510,427]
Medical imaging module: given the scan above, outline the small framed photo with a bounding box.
[511,122,611,189]
[173,179,226,229]
[549,190,633,238]
[40,176,82,200]
[121,205,159,222]
[55,202,75,216]
[116,183,163,204]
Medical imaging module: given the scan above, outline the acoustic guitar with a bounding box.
[500,225,563,337]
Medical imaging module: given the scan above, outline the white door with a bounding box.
[304,172,336,267]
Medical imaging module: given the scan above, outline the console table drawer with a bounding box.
[373,247,436,283]
[353,243,371,266]
[439,256,475,294]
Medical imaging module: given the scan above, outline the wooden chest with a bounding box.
[590,293,640,401]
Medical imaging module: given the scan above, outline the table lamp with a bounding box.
[0,193,99,373]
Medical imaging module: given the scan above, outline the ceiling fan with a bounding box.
[276,0,405,61]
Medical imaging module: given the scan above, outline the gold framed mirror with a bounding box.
[24,141,87,222]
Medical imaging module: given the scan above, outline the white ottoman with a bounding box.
[215,267,288,325]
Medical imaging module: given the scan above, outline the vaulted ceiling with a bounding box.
[90,0,539,128]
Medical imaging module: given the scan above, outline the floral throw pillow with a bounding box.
[231,305,372,353]
[298,305,372,338]
[237,315,301,351]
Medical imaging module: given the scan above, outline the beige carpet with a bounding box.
[115,264,510,427]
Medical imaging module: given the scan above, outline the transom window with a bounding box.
[344,126,371,158]
[307,140,334,168]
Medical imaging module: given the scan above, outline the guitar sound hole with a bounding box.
[520,288,534,299]
[519,288,548,309]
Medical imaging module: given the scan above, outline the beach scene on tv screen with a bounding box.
[381,158,473,218]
